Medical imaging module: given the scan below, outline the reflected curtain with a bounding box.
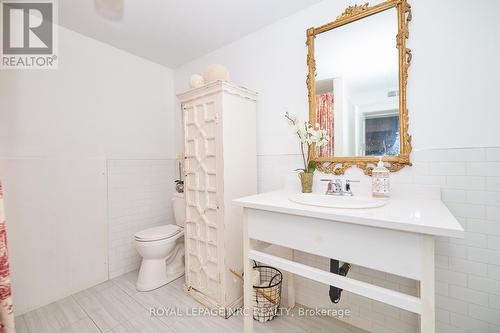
[315,93,334,157]
[0,181,14,333]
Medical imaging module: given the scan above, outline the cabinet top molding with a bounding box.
[177,80,258,103]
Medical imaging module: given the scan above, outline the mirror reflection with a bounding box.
[314,8,399,158]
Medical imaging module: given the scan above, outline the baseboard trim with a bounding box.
[183,285,243,319]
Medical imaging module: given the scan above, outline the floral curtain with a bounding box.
[315,93,334,157]
[0,181,14,333]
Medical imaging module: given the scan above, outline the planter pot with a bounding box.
[299,172,313,193]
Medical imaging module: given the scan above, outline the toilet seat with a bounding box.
[135,225,181,242]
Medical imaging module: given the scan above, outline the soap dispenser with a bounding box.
[372,157,390,198]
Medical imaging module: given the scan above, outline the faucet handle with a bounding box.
[322,179,342,195]
[344,180,359,195]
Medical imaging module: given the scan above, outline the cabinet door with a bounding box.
[183,96,222,302]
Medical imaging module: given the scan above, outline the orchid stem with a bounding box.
[300,142,307,171]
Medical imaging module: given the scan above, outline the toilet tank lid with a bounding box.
[135,225,181,241]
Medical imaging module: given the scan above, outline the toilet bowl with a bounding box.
[135,192,186,291]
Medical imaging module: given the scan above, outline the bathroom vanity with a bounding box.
[234,189,464,333]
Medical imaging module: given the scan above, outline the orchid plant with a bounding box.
[285,112,329,173]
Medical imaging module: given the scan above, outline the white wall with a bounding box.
[0,26,176,314]
[174,0,500,152]
[107,159,176,279]
[174,0,500,332]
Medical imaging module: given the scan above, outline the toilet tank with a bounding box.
[172,192,185,227]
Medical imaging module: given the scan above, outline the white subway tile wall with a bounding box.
[107,159,177,279]
[257,147,500,333]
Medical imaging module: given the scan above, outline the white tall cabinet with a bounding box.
[177,81,258,317]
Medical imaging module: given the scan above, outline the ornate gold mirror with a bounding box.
[306,0,412,175]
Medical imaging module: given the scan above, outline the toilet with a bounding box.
[134,192,186,291]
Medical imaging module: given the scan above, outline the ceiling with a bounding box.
[59,0,324,68]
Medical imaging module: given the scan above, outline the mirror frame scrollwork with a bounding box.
[306,0,412,176]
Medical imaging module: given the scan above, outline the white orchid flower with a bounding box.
[285,112,332,172]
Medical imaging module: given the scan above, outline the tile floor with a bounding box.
[15,271,366,333]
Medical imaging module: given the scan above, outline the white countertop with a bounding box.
[233,190,464,238]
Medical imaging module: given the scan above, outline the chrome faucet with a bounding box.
[321,179,360,196]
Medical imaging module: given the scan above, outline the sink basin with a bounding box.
[289,193,387,209]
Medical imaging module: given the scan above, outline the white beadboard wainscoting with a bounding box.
[0,158,109,317]
[0,157,178,316]
[257,147,500,333]
[107,159,178,279]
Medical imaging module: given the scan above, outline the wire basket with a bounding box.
[252,265,283,322]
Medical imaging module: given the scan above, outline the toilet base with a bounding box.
[136,269,184,292]
[136,244,185,292]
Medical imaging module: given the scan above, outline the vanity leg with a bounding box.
[287,249,296,308]
[420,235,435,333]
[243,210,253,333]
